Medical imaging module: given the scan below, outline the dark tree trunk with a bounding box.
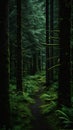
[71,47,73,80]
[16,0,23,91]
[10,42,16,83]
[58,0,71,107]
[38,51,41,72]
[71,0,73,81]
[32,52,37,75]
[49,0,54,83]
[46,0,50,88]
[29,57,33,75]
[0,1,11,129]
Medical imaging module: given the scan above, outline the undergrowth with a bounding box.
[9,73,73,130]
[9,84,35,130]
[56,105,73,129]
[39,82,59,130]
[9,72,46,130]
[23,75,40,94]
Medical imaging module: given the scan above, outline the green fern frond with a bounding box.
[40,101,56,114]
[56,110,69,119]
[40,93,51,100]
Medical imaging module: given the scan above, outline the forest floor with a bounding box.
[10,73,73,130]
[30,87,53,130]
[10,72,59,130]
[28,73,58,130]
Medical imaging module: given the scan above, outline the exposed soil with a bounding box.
[30,88,53,130]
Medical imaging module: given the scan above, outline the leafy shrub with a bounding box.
[9,86,34,130]
[23,77,39,94]
[40,101,56,114]
[40,92,57,103]
[39,92,58,130]
[56,106,73,128]
[40,92,57,115]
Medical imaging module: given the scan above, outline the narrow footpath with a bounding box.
[30,88,53,130]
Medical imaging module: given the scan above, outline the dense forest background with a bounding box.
[0,0,73,130]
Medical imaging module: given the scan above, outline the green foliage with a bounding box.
[39,83,58,130]
[40,101,56,114]
[50,82,58,90]
[40,92,57,113]
[38,75,46,85]
[22,92,35,103]
[40,93,57,101]
[40,93,51,101]
[9,85,35,130]
[56,106,73,128]
[39,93,58,130]
[23,75,41,94]
[21,0,45,73]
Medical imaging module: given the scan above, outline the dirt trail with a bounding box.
[30,89,53,130]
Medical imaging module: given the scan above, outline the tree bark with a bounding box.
[58,0,71,107]
[16,0,23,91]
[46,0,50,88]
[0,1,11,129]
[49,0,54,83]
[38,51,41,72]
[32,51,37,75]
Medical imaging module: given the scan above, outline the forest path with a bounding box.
[30,86,53,130]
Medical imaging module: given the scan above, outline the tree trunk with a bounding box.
[32,51,37,75]
[46,0,50,88]
[0,1,11,129]
[49,0,54,83]
[38,51,41,72]
[16,0,23,91]
[58,0,71,107]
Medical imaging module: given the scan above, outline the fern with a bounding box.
[56,106,73,128]
[9,88,33,130]
[40,101,56,114]
[23,78,39,94]
[40,93,51,101]
[56,110,69,119]
[22,92,35,104]
[40,92,57,103]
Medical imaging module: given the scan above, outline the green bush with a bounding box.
[23,77,39,94]
[9,86,34,130]
[56,106,73,128]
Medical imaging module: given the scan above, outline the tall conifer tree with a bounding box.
[0,1,11,129]
[58,0,71,107]
[16,0,23,91]
[46,0,50,88]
